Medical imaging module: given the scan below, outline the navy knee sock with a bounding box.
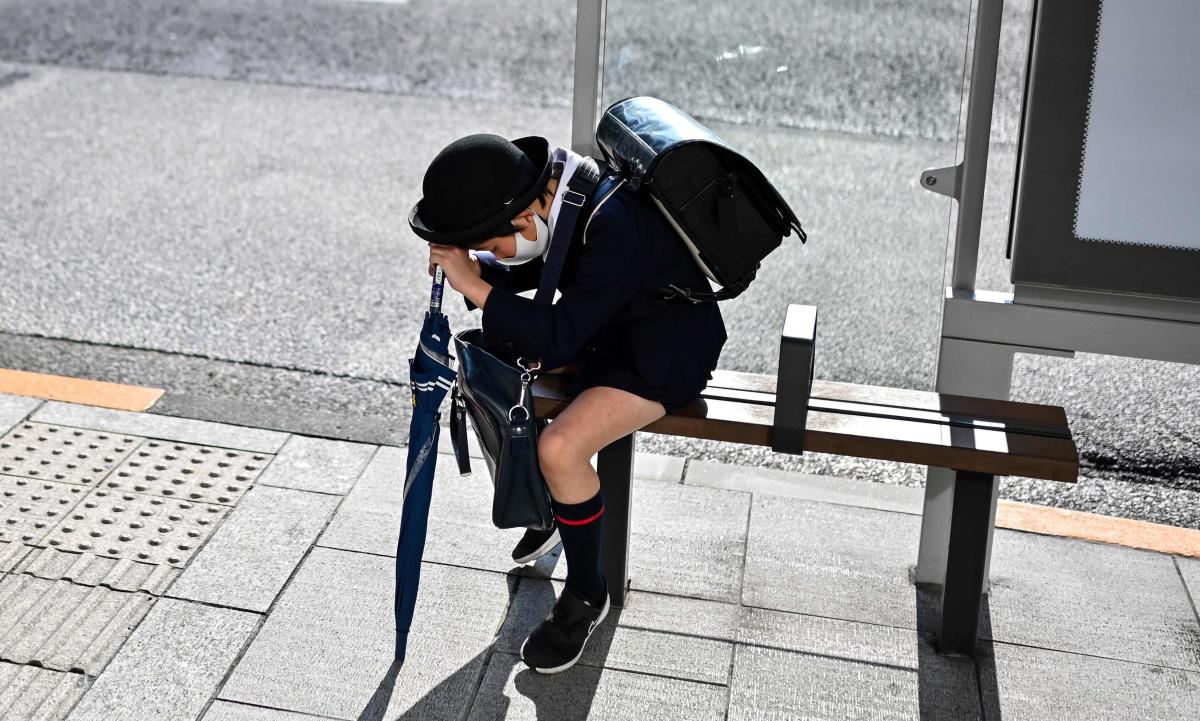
[551,490,607,607]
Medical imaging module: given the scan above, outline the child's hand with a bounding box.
[427,243,478,291]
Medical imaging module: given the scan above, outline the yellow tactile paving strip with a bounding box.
[998,499,1200,559]
[0,368,163,412]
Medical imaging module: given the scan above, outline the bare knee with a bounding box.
[537,423,588,480]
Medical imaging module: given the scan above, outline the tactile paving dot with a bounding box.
[101,440,271,505]
[0,422,141,487]
[0,475,89,544]
[38,488,229,568]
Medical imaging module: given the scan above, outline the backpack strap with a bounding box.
[533,157,602,305]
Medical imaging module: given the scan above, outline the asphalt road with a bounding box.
[0,0,1197,527]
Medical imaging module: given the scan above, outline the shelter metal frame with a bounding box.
[569,0,1200,596]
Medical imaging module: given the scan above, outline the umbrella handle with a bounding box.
[430,265,445,315]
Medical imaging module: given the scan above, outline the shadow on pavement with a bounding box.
[353,550,619,720]
[915,582,999,720]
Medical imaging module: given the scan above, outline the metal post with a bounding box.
[921,0,1006,291]
[916,337,1013,589]
[938,470,994,656]
[951,0,1004,290]
[571,0,607,157]
[597,431,633,607]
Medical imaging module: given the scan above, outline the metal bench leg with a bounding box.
[937,470,995,656]
[917,336,1014,587]
[597,432,634,608]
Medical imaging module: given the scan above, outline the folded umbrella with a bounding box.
[395,266,457,663]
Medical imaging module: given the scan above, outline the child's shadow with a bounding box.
[356,549,621,721]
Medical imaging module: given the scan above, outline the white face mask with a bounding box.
[495,212,550,265]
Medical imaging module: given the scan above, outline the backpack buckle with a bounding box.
[563,189,587,207]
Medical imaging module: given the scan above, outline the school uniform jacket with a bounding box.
[463,183,728,400]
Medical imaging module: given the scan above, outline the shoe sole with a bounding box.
[520,592,610,675]
[512,529,562,565]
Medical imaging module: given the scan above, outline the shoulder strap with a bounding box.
[533,157,602,305]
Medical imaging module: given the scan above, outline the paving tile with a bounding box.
[100,439,272,506]
[496,577,735,684]
[219,547,513,721]
[322,450,747,601]
[0,660,90,721]
[202,701,342,721]
[985,530,1200,671]
[0,539,32,572]
[254,435,377,495]
[515,480,751,603]
[39,487,229,568]
[1,475,90,545]
[0,574,154,674]
[65,598,259,721]
[0,393,43,434]
[320,446,526,576]
[1177,556,1200,618]
[168,484,340,612]
[686,459,923,514]
[732,606,980,720]
[742,494,921,628]
[622,480,750,603]
[14,546,179,595]
[729,638,979,721]
[631,452,686,483]
[32,400,288,453]
[979,642,1200,721]
[320,445,413,556]
[466,651,727,721]
[738,605,930,667]
[0,422,141,487]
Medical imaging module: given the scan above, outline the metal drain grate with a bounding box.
[38,488,229,568]
[1,475,90,544]
[0,423,141,487]
[100,440,271,506]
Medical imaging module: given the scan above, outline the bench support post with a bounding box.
[916,337,1012,589]
[938,470,994,656]
[597,432,634,608]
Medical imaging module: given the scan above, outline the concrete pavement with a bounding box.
[2,390,1199,720]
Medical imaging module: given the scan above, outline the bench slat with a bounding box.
[531,375,1078,483]
[707,369,1069,429]
[697,385,1070,439]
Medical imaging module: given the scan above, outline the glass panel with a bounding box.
[600,0,979,391]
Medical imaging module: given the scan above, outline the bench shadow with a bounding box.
[354,550,620,721]
[914,581,1001,721]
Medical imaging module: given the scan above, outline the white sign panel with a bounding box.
[1074,0,1200,251]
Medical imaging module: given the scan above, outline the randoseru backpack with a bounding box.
[595,96,807,303]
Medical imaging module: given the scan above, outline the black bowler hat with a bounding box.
[409,134,552,246]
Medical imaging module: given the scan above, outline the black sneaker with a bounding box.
[520,582,610,674]
[511,524,561,565]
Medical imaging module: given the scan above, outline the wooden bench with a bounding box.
[531,304,1078,657]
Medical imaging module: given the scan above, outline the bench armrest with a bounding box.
[771,304,817,455]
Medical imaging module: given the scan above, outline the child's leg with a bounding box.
[537,386,666,604]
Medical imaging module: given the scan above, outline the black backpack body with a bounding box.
[595,96,807,303]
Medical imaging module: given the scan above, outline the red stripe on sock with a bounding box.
[555,505,605,526]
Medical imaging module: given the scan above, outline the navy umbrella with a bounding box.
[395,266,457,663]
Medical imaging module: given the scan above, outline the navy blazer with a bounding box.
[464,184,728,395]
